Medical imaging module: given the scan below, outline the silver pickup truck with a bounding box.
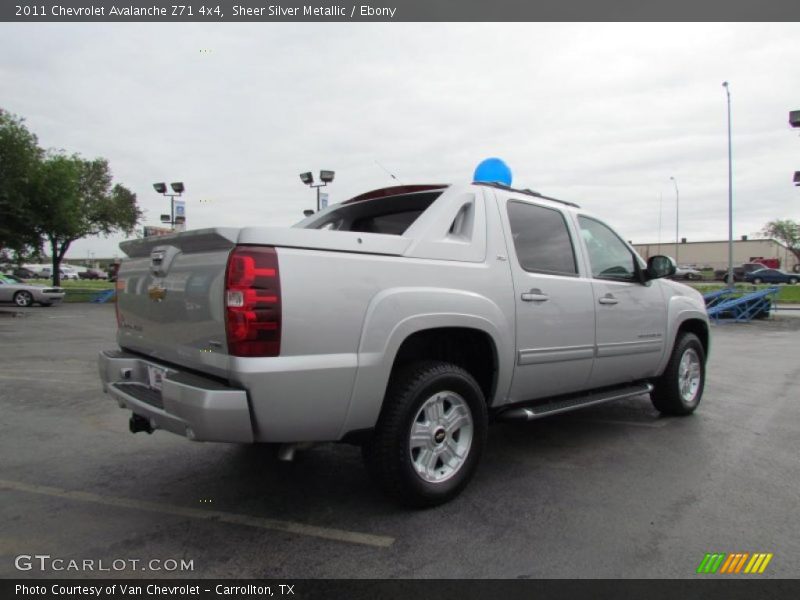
[99,181,709,506]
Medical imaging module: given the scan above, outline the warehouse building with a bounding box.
[632,237,799,272]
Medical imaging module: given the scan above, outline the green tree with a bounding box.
[0,109,43,253]
[762,219,800,267]
[33,153,142,286]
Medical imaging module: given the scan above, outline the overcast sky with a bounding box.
[1,22,798,259]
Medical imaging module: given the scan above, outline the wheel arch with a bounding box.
[389,327,499,404]
[674,318,710,361]
[340,308,510,440]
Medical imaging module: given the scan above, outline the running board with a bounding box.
[496,382,654,422]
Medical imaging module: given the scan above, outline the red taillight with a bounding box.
[225,246,281,357]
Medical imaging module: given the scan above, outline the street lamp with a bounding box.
[669,176,679,264]
[657,192,663,255]
[723,82,734,288]
[153,181,185,231]
[299,170,335,212]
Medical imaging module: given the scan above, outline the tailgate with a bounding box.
[114,226,410,379]
[116,228,238,379]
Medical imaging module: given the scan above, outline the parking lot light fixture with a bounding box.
[153,181,185,231]
[300,170,335,212]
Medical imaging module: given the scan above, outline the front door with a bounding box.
[577,216,667,388]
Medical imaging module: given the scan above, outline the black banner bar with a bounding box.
[2,0,800,23]
[3,579,800,600]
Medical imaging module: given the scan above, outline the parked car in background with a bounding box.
[79,268,107,280]
[0,274,65,307]
[744,268,799,285]
[10,267,38,280]
[30,266,80,280]
[107,262,121,282]
[714,262,768,283]
[672,265,703,281]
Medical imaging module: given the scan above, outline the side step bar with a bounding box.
[496,382,654,422]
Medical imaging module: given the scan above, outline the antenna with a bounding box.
[374,159,403,185]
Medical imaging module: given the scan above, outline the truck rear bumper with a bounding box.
[98,350,253,443]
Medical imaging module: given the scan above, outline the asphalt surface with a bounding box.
[1,303,799,579]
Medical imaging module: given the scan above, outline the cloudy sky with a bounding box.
[1,22,798,258]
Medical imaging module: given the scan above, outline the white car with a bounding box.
[60,268,80,280]
[34,266,79,280]
[673,265,703,281]
[0,274,65,307]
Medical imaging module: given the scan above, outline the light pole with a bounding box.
[791,111,800,187]
[657,192,663,255]
[670,176,679,264]
[723,82,734,288]
[153,182,185,231]
[299,170,335,212]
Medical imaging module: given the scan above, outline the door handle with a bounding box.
[598,294,618,305]
[521,288,549,302]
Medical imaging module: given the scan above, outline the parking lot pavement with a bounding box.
[1,304,799,579]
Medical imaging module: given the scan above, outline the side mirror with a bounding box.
[645,255,676,281]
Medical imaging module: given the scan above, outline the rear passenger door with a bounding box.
[502,199,596,402]
[577,216,667,387]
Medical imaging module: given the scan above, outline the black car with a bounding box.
[78,268,106,280]
[11,267,38,280]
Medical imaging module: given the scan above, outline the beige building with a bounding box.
[632,238,799,272]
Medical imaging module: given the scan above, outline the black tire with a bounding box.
[362,360,488,508]
[651,333,705,416]
[789,277,798,285]
[13,291,33,307]
[753,277,763,285]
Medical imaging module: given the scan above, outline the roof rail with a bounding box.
[473,181,581,209]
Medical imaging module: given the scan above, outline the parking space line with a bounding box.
[579,418,670,428]
[0,375,89,383]
[0,365,87,377]
[0,478,395,549]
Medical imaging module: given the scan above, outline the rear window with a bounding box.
[350,211,424,235]
[298,190,443,235]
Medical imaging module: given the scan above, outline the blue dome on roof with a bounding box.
[473,158,512,186]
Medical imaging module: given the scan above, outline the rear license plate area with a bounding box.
[147,365,167,391]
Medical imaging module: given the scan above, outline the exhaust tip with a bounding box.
[129,413,153,434]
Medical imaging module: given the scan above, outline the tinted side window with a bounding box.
[507,201,577,276]
[578,216,637,281]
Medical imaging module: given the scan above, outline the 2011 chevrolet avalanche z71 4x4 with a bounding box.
[99,181,709,507]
